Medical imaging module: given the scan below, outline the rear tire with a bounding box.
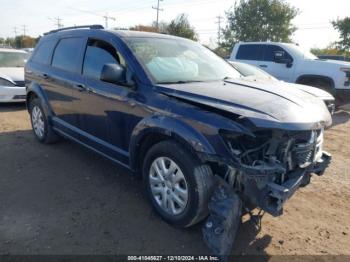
[29,98,59,144]
[142,140,214,228]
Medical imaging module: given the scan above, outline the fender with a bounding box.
[129,114,218,170]
[26,83,53,118]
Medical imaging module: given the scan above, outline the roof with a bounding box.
[107,30,183,40]
[0,48,28,53]
[41,26,187,42]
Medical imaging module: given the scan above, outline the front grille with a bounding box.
[14,81,25,87]
[292,129,323,168]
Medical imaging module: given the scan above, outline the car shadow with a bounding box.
[0,102,26,112]
[331,110,350,127]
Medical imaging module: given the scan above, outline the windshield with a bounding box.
[285,44,318,60]
[125,37,241,84]
[0,51,28,67]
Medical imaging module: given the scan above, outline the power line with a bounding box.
[152,0,164,30]
[70,8,116,28]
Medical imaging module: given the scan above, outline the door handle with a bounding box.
[75,84,87,92]
[259,65,268,68]
[41,73,49,79]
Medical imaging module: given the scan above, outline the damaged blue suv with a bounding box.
[25,25,332,255]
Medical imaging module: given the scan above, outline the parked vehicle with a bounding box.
[229,61,336,114]
[25,26,332,255]
[0,48,28,102]
[230,42,350,106]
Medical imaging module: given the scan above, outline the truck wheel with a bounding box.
[142,140,214,228]
[29,98,59,144]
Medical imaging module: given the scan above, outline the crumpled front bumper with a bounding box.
[250,151,332,216]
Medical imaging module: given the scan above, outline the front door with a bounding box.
[258,45,295,82]
[74,38,142,165]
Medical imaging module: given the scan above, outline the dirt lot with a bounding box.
[0,103,349,256]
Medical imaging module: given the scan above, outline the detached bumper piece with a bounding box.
[202,178,242,257]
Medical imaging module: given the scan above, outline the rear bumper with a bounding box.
[244,151,331,216]
[0,86,26,102]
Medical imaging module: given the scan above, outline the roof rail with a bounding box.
[44,24,104,35]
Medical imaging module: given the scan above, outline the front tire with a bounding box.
[29,98,59,144]
[142,140,214,228]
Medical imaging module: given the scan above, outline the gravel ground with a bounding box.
[0,103,349,257]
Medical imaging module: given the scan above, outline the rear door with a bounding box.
[235,44,264,67]
[48,37,86,137]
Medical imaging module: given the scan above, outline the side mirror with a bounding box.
[274,51,293,68]
[100,63,126,85]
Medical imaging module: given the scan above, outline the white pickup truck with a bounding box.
[229,42,350,106]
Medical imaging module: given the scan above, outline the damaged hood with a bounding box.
[157,78,332,130]
[242,76,335,101]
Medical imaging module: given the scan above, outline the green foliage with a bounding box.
[0,35,39,48]
[310,47,350,57]
[221,0,298,48]
[128,13,198,41]
[213,46,231,58]
[166,14,198,41]
[332,17,350,51]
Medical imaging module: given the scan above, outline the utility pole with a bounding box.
[152,0,164,30]
[103,13,116,28]
[13,27,17,38]
[48,17,63,29]
[22,25,27,37]
[216,15,223,45]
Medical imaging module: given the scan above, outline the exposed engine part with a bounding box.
[202,177,242,258]
[219,129,331,216]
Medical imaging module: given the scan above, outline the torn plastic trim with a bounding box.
[202,176,242,257]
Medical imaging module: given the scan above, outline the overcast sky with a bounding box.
[0,0,349,50]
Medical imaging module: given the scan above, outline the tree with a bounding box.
[166,14,198,41]
[129,25,158,33]
[128,14,198,41]
[332,17,350,51]
[221,0,298,49]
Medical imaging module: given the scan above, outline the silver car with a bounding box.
[0,48,28,102]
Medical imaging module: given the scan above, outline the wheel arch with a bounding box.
[296,74,335,88]
[26,83,53,118]
[129,115,217,174]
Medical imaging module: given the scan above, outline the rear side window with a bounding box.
[31,39,57,64]
[83,39,126,80]
[264,45,293,61]
[52,38,85,73]
[236,44,264,61]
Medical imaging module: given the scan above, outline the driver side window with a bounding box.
[83,39,126,80]
[264,45,293,62]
